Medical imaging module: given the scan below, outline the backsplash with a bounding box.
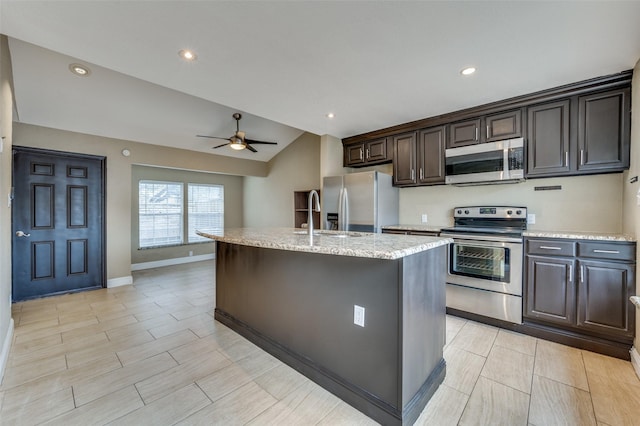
[399,173,624,233]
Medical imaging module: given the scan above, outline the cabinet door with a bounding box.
[485,109,522,142]
[344,143,365,166]
[578,88,630,172]
[525,255,576,325]
[365,138,388,163]
[417,126,445,185]
[393,132,417,186]
[577,259,635,337]
[526,100,571,177]
[448,119,480,148]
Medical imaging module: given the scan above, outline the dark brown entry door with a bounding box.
[12,147,105,301]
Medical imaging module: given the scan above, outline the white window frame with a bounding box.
[187,183,224,243]
[138,180,184,248]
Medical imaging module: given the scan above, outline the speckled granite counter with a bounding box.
[382,224,447,233]
[523,230,636,242]
[197,227,451,260]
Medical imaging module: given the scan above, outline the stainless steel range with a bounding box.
[440,206,527,324]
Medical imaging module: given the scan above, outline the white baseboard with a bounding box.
[107,276,133,288]
[631,346,640,380]
[131,253,215,271]
[0,318,15,386]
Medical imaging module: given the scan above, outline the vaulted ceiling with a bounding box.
[2,1,640,162]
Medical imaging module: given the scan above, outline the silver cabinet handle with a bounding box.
[568,265,573,282]
[565,152,569,166]
[539,246,562,250]
[411,169,415,180]
[366,148,370,159]
[475,128,478,141]
[360,148,364,160]
[593,249,620,254]
[581,265,585,283]
[16,231,31,237]
[580,149,585,165]
[419,168,424,180]
[486,125,490,139]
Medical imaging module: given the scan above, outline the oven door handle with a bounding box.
[440,232,523,244]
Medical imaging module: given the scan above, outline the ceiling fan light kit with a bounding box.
[196,113,278,153]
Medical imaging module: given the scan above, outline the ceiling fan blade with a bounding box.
[212,143,230,149]
[245,139,278,145]
[246,144,258,153]
[197,135,232,141]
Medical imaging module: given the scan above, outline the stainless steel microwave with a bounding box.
[445,137,524,185]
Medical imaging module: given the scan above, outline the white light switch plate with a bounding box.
[527,213,536,224]
[354,305,365,327]
[421,214,428,223]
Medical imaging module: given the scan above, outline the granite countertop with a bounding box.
[523,230,636,242]
[197,227,452,260]
[382,224,447,233]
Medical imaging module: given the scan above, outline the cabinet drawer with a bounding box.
[578,242,635,261]
[527,239,576,256]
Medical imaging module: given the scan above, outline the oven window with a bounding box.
[450,242,510,282]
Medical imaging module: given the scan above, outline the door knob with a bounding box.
[15,231,31,237]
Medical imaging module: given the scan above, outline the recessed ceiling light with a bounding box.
[178,49,197,61]
[69,63,91,77]
[326,113,335,119]
[460,67,476,76]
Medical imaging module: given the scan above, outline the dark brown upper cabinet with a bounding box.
[526,100,571,177]
[392,132,417,186]
[343,138,392,167]
[447,110,522,148]
[417,126,446,185]
[577,88,630,173]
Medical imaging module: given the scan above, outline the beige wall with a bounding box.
[131,165,243,265]
[12,122,268,282]
[244,132,321,227]
[0,35,15,381]
[400,173,624,232]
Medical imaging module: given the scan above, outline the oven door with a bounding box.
[441,233,523,296]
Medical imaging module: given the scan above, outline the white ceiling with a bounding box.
[2,1,640,162]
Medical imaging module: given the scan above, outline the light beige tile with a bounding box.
[0,387,75,425]
[116,329,198,365]
[534,340,589,391]
[1,353,67,389]
[481,345,534,393]
[414,384,468,426]
[178,381,277,426]
[449,322,497,357]
[459,377,530,426]
[494,329,537,356]
[582,350,640,386]
[135,349,231,403]
[445,315,467,346]
[317,400,379,425]
[72,352,177,406]
[60,314,138,342]
[443,345,486,395]
[11,318,59,338]
[8,333,62,357]
[105,313,177,340]
[1,353,122,411]
[9,331,108,368]
[14,317,99,345]
[529,374,596,426]
[168,334,222,364]
[217,335,261,362]
[65,330,154,369]
[588,368,640,426]
[42,385,144,426]
[254,363,309,400]
[108,383,211,426]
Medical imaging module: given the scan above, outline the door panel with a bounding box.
[12,148,105,301]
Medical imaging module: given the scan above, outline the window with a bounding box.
[139,181,183,248]
[138,180,224,248]
[188,183,224,242]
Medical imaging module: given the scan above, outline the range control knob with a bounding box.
[457,209,462,214]
[506,210,513,215]
[516,209,522,215]
[464,210,470,215]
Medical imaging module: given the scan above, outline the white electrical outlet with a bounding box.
[188,250,193,257]
[421,214,428,223]
[354,305,365,327]
[527,213,536,224]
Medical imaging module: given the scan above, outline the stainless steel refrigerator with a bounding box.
[322,171,399,233]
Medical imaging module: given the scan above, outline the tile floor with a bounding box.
[2,261,640,425]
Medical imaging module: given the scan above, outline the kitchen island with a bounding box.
[197,228,451,425]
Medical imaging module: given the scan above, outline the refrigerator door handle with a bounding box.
[338,188,344,231]
[342,187,349,231]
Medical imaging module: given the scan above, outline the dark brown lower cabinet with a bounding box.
[524,238,636,354]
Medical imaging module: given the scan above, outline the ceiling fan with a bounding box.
[197,113,278,153]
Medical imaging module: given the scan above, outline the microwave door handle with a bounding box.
[503,145,510,179]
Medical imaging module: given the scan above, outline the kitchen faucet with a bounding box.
[308,190,320,236]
